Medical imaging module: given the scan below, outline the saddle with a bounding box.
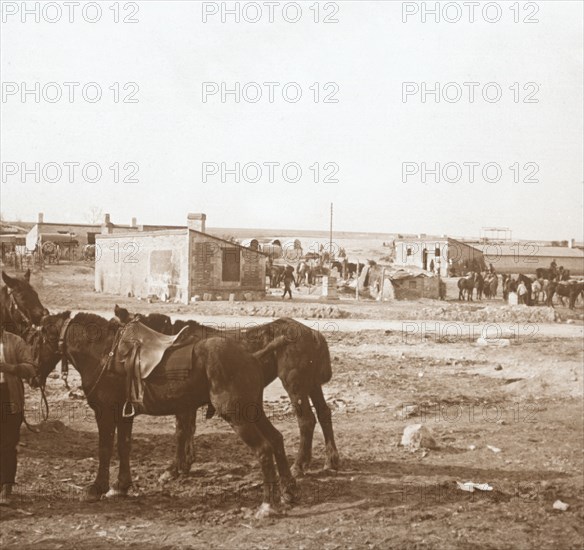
[118,321,194,417]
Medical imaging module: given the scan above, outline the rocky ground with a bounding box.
[0,265,582,549]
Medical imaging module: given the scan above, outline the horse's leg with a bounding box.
[109,413,134,497]
[160,410,197,483]
[283,388,316,478]
[84,407,115,501]
[310,385,340,471]
[225,419,281,518]
[255,413,298,505]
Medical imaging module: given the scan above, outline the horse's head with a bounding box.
[28,311,72,388]
[114,304,135,324]
[1,269,49,329]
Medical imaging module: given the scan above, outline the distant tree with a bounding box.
[85,207,103,224]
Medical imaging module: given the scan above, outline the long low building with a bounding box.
[95,213,266,303]
[393,235,584,276]
[466,242,584,276]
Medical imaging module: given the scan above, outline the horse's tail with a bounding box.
[316,331,333,385]
[253,336,288,360]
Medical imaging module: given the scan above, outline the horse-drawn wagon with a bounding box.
[36,233,79,264]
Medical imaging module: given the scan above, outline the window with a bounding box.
[406,247,412,256]
[409,280,417,289]
[222,247,240,282]
[435,246,441,257]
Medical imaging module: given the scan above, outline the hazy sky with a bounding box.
[1,1,582,241]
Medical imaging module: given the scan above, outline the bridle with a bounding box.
[42,315,127,400]
[5,288,33,328]
[3,289,49,427]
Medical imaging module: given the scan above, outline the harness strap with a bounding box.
[58,317,74,389]
[84,324,125,400]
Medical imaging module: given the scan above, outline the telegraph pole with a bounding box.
[329,202,333,257]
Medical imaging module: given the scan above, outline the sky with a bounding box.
[1,0,582,241]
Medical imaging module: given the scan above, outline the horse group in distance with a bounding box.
[457,265,584,309]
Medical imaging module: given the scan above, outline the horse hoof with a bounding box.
[158,470,178,484]
[255,502,283,520]
[105,487,128,499]
[80,487,102,502]
[281,489,299,505]
[325,453,340,471]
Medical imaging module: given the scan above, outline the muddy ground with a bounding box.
[1,265,583,549]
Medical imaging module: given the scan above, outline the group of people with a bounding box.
[0,324,37,506]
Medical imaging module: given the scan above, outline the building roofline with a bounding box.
[96,228,267,255]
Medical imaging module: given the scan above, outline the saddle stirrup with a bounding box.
[122,401,136,418]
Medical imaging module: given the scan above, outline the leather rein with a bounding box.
[53,316,125,400]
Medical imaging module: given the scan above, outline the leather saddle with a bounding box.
[117,320,194,417]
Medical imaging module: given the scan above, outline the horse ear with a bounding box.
[114,304,121,315]
[24,269,31,282]
[2,271,16,288]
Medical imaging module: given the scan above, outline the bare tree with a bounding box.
[85,207,103,224]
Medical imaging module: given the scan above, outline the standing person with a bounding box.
[282,267,297,300]
[517,280,528,305]
[0,326,36,506]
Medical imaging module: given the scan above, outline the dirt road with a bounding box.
[0,266,582,549]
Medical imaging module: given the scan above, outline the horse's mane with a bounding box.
[72,311,110,326]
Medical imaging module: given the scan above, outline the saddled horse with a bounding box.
[34,312,299,517]
[457,273,476,301]
[114,306,339,479]
[1,269,49,334]
[114,305,172,334]
[546,281,584,309]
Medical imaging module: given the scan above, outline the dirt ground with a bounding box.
[1,265,583,549]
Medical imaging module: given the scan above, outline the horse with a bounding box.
[268,265,285,288]
[41,241,61,265]
[82,244,96,261]
[547,281,584,309]
[296,261,313,286]
[34,312,299,517]
[482,273,498,299]
[114,306,339,479]
[1,269,49,334]
[114,305,172,334]
[474,272,485,300]
[517,274,533,306]
[457,273,475,301]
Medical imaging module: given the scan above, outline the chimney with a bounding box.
[101,213,113,234]
[131,217,137,228]
[569,238,575,249]
[38,212,44,224]
[187,213,206,233]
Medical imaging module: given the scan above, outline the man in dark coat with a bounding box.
[0,326,36,506]
[282,266,298,300]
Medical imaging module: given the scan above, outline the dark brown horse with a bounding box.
[1,269,49,334]
[114,307,339,479]
[457,273,476,301]
[34,312,298,517]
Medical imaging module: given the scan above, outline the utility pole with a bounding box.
[329,202,333,258]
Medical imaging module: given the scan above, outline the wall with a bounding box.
[393,239,449,276]
[391,276,440,300]
[188,231,266,299]
[446,239,486,275]
[95,231,189,303]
